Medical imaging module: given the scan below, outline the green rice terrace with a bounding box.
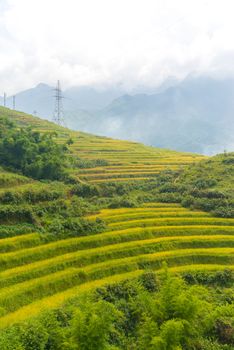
[0,106,233,349]
[0,202,233,329]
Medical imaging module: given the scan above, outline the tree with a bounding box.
[71,300,121,350]
[136,269,212,349]
[0,116,68,180]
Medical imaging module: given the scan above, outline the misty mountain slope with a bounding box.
[1,76,234,154]
[4,83,53,119]
[88,77,234,154]
[2,84,125,119]
[64,85,125,110]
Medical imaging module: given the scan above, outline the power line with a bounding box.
[52,80,66,126]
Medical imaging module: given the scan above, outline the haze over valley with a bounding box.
[1,75,234,154]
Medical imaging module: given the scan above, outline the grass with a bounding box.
[88,210,210,223]
[107,217,234,230]
[0,224,35,238]
[0,167,31,188]
[1,262,234,329]
[0,234,233,289]
[0,233,41,253]
[0,270,142,329]
[0,246,233,315]
[1,221,234,271]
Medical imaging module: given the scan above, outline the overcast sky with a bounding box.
[1,0,234,94]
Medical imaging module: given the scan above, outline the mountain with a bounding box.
[1,84,125,120]
[1,76,234,154]
[64,85,126,110]
[3,83,53,119]
[89,77,234,154]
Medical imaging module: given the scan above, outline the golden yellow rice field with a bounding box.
[0,203,233,327]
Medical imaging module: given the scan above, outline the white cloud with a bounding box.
[1,0,234,93]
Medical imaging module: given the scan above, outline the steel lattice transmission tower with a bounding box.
[52,80,66,126]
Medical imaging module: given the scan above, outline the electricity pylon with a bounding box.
[52,80,65,126]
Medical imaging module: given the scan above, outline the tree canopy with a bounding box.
[0,116,68,180]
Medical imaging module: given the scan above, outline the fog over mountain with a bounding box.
[92,77,234,154]
[1,76,234,155]
[1,0,234,155]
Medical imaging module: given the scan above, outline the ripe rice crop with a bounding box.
[0,204,232,325]
[0,246,233,315]
[107,217,234,229]
[0,233,41,253]
[0,234,233,289]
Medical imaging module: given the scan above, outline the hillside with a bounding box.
[0,106,204,183]
[149,153,234,218]
[0,107,233,349]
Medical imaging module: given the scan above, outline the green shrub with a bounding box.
[75,158,109,168]
[183,269,233,287]
[47,217,106,237]
[0,188,63,204]
[71,183,100,197]
[108,196,138,209]
[0,205,35,223]
[0,116,69,181]
[212,207,234,219]
[139,271,159,292]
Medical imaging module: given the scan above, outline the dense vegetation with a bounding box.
[0,116,68,180]
[0,270,233,350]
[0,108,233,349]
[150,153,234,218]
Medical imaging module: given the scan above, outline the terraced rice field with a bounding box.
[0,203,233,328]
[69,140,204,183]
[2,108,205,183]
[0,107,232,331]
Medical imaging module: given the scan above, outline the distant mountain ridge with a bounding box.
[92,77,234,154]
[1,83,126,119]
[0,78,178,118]
[1,76,234,154]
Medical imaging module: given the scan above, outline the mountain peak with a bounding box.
[35,83,51,89]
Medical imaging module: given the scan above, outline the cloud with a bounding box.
[1,0,234,93]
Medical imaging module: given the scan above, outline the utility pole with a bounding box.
[12,95,16,110]
[3,92,7,107]
[52,80,65,126]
